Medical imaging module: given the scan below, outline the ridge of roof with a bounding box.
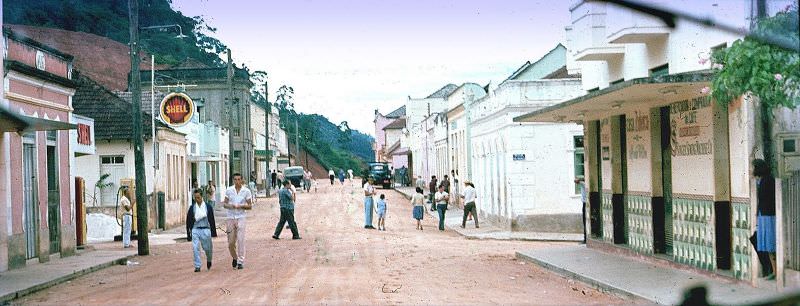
[425,84,459,99]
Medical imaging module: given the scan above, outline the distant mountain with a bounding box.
[307,114,374,162]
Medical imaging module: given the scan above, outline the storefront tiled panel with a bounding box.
[602,192,614,242]
[627,195,653,254]
[673,198,716,271]
[732,201,751,280]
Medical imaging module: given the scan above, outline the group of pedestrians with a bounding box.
[185,172,303,273]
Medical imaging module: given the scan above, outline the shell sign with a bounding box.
[159,92,195,127]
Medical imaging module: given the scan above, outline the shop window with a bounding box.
[573,136,585,194]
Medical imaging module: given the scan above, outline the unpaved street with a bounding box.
[15,180,631,305]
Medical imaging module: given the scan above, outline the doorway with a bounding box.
[612,115,628,244]
[46,131,61,254]
[23,139,39,259]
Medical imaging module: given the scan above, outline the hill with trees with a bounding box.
[5,0,374,172]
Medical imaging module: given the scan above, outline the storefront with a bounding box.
[1,29,78,270]
[515,71,799,285]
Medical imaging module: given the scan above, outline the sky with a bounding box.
[170,0,572,135]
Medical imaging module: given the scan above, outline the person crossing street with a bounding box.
[273,180,301,240]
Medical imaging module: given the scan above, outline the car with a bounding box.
[283,166,305,188]
[367,162,392,189]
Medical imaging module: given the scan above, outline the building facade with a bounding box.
[141,66,254,186]
[516,0,800,288]
[471,45,585,232]
[1,28,79,271]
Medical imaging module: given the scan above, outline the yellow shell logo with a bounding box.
[159,92,195,127]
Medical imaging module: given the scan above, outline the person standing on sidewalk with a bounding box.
[460,181,479,229]
[223,173,253,270]
[428,176,438,211]
[753,159,776,280]
[206,180,217,209]
[415,175,425,191]
[120,187,132,248]
[186,189,217,272]
[273,180,301,240]
[575,177,587,244]
[434,185,449,231]
[441,174,451,194]
[363,178,377,229]
[411,187,425,230]
[271,170,277,191]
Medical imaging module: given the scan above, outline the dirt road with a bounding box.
[15,180,632,305]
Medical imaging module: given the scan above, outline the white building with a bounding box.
[515,0,799,288]
[469,45,585,232]
[407,84,458,183]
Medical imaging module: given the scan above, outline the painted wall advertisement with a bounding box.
[670,95,715,195]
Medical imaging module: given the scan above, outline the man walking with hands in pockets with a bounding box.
[273,180,301,240]
[223,173,253,270]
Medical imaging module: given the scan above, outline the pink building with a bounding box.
[372,105,405,163]
[0,28,78,271]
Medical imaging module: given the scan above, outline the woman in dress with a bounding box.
[753,159,776,280]
[411,187,425,230]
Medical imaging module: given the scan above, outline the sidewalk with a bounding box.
[394,187,583,242]
[0,228,187,304]
[0,248,136,304]
[516,245,800,305]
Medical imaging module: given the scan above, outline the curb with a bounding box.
[514,251,651,303]
[393,189,583,243]
[0,253,137,304]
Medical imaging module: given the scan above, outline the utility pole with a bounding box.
[128,0,149,255]
[226,49,235,180]
[294,118,300,167]
[264,80,270,196]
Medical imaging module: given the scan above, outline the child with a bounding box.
[376,194,387,231]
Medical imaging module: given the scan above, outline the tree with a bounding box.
[711,5,799,173]
[337,121,352,144]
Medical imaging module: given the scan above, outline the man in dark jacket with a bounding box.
[186,189,217,272]
[428,175,438,211]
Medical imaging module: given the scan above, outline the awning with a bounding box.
[513,70,713,123]
[0,106,77,133]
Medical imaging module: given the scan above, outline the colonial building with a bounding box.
[73,74,189,230]
[1,28,78,270]
[407,84,459,182]
[515,0,799,289]
[373,105,406,163]
[142,64,253,187]
[469,45,585,232]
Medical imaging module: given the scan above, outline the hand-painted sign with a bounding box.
[159,92,195,127]
[670,96,712,157]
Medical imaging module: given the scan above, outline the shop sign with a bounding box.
[159,92,195,127]
[513,154,526,161]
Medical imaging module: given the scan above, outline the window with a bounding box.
[573,136,585,194]
[785,139,797,153]
[650,64,669,77]
[233,128,241,137]
[233,150,241,159]
[101,156,125,164]
[190,143,197,155]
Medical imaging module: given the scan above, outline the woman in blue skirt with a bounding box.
[411,187,425,230]
[753,159,776,280]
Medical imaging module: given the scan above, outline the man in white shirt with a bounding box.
[460,181,479,229]
[119,187,132,248]
[363,178,376,229]
[223,173,253,269]
[434,185,449,231]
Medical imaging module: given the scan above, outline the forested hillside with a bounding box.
[5,0,374,172]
